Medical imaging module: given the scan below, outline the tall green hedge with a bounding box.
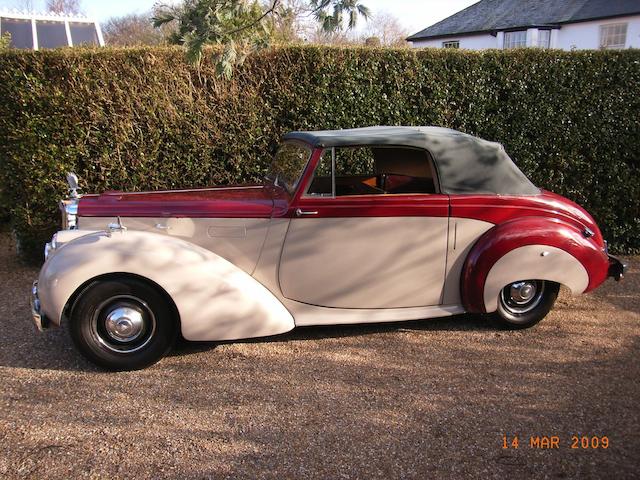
[0,46,638,259]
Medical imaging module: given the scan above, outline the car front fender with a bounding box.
[461,217,609,313]
[38,230,294,341]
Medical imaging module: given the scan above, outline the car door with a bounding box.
[278,145,449,309]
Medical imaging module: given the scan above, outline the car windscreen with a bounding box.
[267,142,311,195]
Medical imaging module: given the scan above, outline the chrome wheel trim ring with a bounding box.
[500,280,545,316]
[91,295,156,354]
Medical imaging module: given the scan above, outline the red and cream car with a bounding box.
[31,127,626,370]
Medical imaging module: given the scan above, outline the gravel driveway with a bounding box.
[0,232,638,479]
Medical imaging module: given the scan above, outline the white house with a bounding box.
[407,0,640,50]
[0,10,104,50]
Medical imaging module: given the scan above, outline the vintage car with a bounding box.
[31,126,626,370]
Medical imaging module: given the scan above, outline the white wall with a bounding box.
[410,14,640,50]
[555,15,640,50]
[411,33,499,49]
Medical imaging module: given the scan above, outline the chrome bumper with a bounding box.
[30,281,49,331]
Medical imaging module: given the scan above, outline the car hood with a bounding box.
[78,185,276,218]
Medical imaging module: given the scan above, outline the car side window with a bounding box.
[306,146,438,197]
[305,149,334,197]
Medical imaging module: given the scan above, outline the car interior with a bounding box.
[306,146,438,196]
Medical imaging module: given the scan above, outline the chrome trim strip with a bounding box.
[331,147,336,198]
[101,185,264,196]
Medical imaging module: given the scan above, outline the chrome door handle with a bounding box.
[295,208,318,217]
[155,223,170,230]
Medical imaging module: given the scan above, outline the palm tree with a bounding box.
[153,0,370,76]
[310,0,370,32]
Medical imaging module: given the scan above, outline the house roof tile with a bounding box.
[407,0,640,41]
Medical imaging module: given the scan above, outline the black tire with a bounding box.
[69,278,178,371]
[490,280,560,329]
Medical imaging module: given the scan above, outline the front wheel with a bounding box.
[490,280,560,329]
[69,278,178,370]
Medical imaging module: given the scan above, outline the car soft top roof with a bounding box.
[283,126,539,195]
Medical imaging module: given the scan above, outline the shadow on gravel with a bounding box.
[3,266,636,377]
[588,257,638,313]
[172,312,497,357]
[9,258,636,372]
[3,312,498,371]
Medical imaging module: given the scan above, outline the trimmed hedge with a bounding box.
[0,46,638,260]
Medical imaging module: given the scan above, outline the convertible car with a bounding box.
[31,126,626,370]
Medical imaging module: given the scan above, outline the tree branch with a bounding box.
[223,0,281,37]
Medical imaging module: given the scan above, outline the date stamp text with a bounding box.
[502,435,609,450]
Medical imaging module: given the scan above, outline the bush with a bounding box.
[0,46,638,260]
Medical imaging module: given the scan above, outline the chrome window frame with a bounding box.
[303,147,335,198]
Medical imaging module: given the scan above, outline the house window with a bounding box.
[504,30,527,49]
[0,18,33,49]
[36,20,68,49]
[306,146,438,197]
[600,23,627,49]
[69,22,99,46]
[537,29,551,48]
[442,40,460,49]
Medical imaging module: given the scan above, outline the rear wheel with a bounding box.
[491,280,559,329]
[69,278,177,370]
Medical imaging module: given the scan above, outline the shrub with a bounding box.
[0,46,638,260]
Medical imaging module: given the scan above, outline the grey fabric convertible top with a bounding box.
[284,126,539,195]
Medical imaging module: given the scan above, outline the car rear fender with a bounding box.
[461,217,609,313]
[38,230,294,341]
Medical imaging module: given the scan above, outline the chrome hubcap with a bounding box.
[91,295,156,354]
[105,307,144,342]
[509,281,537,304]
[500,280,545,315]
